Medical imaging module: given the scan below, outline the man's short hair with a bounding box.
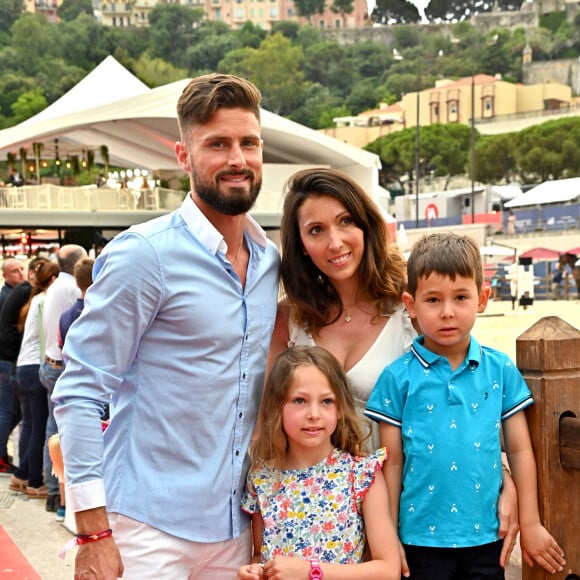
[176,74,261,139]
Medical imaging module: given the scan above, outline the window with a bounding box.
[483,96,494,118]
[431,102,440,123]
[447,100,458,122]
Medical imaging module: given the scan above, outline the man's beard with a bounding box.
[193,169,262,216]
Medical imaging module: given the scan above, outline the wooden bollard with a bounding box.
[516,316,580,580]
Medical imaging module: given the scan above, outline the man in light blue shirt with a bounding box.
[53,74,280,579]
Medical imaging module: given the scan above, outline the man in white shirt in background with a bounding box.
[40,244,87,513]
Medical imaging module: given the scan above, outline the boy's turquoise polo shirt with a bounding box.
[365,335,532,548]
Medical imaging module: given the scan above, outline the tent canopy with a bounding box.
[21,56,150,126]
[490,184,524,202]
[479,245,517,257]
[519,247,561,260]
[504,178,580,208]
[0,57,381,195]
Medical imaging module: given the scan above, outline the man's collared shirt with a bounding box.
[53,194,280,542]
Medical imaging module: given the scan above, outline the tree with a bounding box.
[59,13,107,70]
[229,33,308,116]
[293,0,326,23]
[186,25,242,73]
[100,145,109,178]
[10,13,60,76]
[371,0,420,24]
[271,21,301,40]
[134,51,187,87]
[147,4,203,69]
[236,20,267,49]
[303,41,346,88]
[288,83,345,127]
[330,0,354,27]
[0,0,24,38]
[57,0,93,22]
[35,60,86,107]
[475,133,518,184]
[0,69,36,120]
[10,87,47,123]
[32,141,43,184]
[366,123,471,188]
[426,0,519,23]
[515,118,580,182]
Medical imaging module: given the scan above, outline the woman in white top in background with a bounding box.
[267,167,520,565]
[9,260,60,496]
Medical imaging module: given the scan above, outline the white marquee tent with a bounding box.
[504,177,580,208]
[0,56,382,198]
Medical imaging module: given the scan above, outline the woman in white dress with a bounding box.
[267,167,520,564]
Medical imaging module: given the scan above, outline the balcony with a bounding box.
[0,184,186,229]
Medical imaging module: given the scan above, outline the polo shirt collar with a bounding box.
[411,334,483,369]
[179,192,268,257]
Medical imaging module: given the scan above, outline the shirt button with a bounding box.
[242,373,246,379]
[235,450,240,456]
[239,412,243,418]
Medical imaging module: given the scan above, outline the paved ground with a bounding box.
[1,298,577,579]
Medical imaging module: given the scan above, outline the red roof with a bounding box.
[435,74,497,91]
[519,247,561,260]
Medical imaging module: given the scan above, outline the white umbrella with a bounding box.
[480,245,516,257]
[396,223,410,250]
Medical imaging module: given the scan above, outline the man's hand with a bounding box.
[74,537,124,580]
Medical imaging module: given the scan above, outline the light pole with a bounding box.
[415,78,420,228]
[393,48,421,227]
[470,73,475,224]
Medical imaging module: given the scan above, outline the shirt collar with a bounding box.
[179,193,268,256]
[411,334,482,369]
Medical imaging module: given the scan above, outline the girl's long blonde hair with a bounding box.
[250,346,368,470]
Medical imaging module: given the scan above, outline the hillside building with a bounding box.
[322,74,575,148]
[98,0,370,29]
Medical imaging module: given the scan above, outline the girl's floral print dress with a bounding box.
[241,447,387,564]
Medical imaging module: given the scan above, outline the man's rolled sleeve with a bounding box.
[67,479,107,512]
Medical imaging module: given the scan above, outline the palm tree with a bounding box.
[87,150,95,179]
[19,147,28,180]
[100,145,109,179]
[33,142,44,184]
[6,152,16,170]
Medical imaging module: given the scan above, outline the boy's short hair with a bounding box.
[406,233,483,295]
[176,74,262,139]
[74,258,94,293]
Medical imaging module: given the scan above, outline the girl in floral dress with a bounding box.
[237,346,400,580]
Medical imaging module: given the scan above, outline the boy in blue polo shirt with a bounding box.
[365,233,565,579]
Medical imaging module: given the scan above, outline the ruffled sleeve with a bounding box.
[352,447,387,508]
[240,466,261,515]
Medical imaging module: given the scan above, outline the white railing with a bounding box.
[0,184,186,213]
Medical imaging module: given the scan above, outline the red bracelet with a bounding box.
[75,528,113,545]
